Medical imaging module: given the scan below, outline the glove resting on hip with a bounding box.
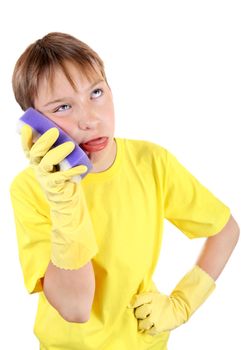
[130,265,215,335]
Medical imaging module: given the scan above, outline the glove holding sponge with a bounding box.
[130,265,215,336]
[20,124,98,270]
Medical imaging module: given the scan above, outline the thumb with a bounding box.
[20,124,33,156]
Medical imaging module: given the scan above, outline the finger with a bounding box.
[20,124,33,155]
[134,303,152,319]
[30,128,59,161]
[61,165,88,178]
[48,165,88,184]
[44,165,88,188]
[130,293,153,308]
[40,141,75,172]
[138,316,155,331]
[146,325,159,336]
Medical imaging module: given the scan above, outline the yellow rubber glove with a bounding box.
[21,124,98,270]
[130,265,215,335]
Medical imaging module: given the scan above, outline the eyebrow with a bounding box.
[43,79,105,107]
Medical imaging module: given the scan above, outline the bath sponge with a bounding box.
[18,108,92,178]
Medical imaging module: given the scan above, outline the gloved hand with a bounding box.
[21,124,98,270]
[130,265,215,335]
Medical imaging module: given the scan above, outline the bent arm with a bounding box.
[43,260,95,323]
[196,214,240,281]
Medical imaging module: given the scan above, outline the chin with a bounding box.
[89,138,115,172]
[88,148,105,163]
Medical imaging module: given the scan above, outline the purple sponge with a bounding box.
[18,108,92,179]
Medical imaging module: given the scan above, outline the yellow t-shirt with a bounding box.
[10,138,230,350]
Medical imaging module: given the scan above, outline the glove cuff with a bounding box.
[51,210,98,270]
[51,240,98,270]
[170,265,216,322]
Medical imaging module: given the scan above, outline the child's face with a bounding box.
[34,61,116,173]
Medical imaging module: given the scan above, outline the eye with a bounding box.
[54,104,71,113]
[91,88,103,99]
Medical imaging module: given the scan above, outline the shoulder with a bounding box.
[10,166,46,208]
[10,166,37,193]
[115,138,169,175]
[116,137,168,163]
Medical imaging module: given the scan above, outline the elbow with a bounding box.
[58,292,94,324]
[43,261,95,324]
[59,301,92,323]
[235,228,240,246]
[60,309,91,323]
[231,215,240,244]
[43,291,93,323]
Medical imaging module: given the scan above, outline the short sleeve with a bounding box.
[163,150,231,238]
[10,170,51,294]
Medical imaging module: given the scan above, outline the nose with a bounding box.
[76,105,100,130]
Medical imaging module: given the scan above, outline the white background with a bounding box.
[1,0,240,349]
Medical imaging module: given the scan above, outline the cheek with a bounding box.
[48,117,76,138]
[105,113,115,134]
[104,102,115,129]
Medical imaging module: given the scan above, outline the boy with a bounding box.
[10,32,239,350]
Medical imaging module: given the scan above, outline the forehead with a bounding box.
[34,61,104,107]
[39,61,102,94]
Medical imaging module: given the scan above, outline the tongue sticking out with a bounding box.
[81,137,109,153]
[84,137,105,145]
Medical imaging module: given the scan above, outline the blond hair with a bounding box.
[12,32,108,110]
